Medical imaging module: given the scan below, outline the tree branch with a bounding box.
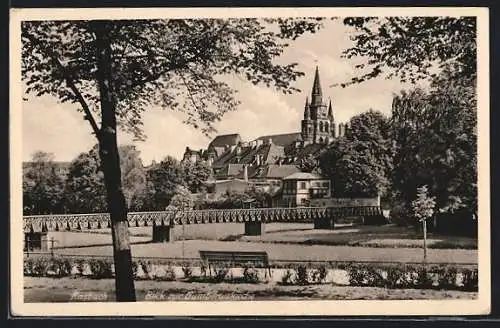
[54,58,101,139]
[23,33,101,140]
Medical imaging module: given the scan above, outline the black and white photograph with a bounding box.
[10,7,490,316]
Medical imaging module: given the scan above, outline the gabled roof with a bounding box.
[255,132,302,148]
[251,164,301,179]
[283,172,324,180]
[208,133,241,148]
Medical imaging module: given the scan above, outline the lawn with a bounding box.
[50,239,477,265]
[238,224,478,249]
[24,277,477,302]
[55,223,477,250]
[42,223,477,265]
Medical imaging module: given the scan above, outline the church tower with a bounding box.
[301,66,336,144]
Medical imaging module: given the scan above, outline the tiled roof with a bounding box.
[283,172,323,180]
[212,142,286,169]
[255,132,302,147]
[208,134,241,148]
[251,164,301,179]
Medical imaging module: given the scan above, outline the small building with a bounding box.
[279,172,331,207]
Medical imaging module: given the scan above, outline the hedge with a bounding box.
[23,255,478,292]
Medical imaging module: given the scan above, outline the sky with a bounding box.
[22,19,416,165]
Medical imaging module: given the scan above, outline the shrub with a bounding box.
[437,266,458,289]
[155,266,176,281]
[88,259,113,279]
[32,257,50,277]
[24,258,34,275]
[75,258,86,275]
[213,265,229,282]
[281,269,294,285]
[47,258,72,277]
[242,265,260,283]
[182,265,193,279]
[462,268,478,291]
[295,265,309,285]
[310,266,328,284]
[416,266,433,289]
[347,264,385,287]
[200,263,208,277]
[139,260,150,278]
[386,265,406,288]
[131,261,139,279]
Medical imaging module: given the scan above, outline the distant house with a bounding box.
[279,172,331,207]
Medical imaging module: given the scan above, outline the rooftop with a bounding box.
[283,172,324,180]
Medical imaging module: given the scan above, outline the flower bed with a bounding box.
[23,255,478,292]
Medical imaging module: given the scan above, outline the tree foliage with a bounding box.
[145,156,188,210]
[64,145,108,213]
[341,16,476,86]
[182,160,212,193]
[319,109,393,197]
[168,185,194,210]
[23,152,66,215]
[411,185,436,223]
[62,144,147,213]
[391,68,477,216]
[22,18,323,140]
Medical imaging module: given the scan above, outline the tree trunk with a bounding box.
[423,218,427,264]
[93,21,136,302]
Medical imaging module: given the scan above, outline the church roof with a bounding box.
[312,66,322,96]
[208,133,241,148]
[255,132,302,148]
[310,66,323,105]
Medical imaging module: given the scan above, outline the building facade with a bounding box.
[280,172,332,207]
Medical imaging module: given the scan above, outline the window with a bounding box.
[300,182,307,190]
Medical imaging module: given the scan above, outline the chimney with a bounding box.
[255,154,261,166]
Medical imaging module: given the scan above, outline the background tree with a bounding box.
[64,144,149,213]
[168,185,195,210]
[64,145,108,213]
[319,109,393,197]
[146,156,189,210]
[21,17,323,301]
[339,16,477,230]
[23,151,66,215]
[119,145,147,209]
[297,154,319,173]
[181,160,212,193]
[391,69,477,221]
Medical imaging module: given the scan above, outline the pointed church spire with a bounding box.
[311,66,323,105]
[328,99,333,118]
[304,96,310,119]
